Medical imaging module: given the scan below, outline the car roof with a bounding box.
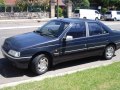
[53,18,96,23]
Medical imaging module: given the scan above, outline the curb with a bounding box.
[0,18,57,22]
[0,60,119,89]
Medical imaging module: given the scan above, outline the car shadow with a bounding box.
[0,56,103,78]
[50,56,102,70]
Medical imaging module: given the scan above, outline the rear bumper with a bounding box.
[104,17,114,20]
[1,48,32,69]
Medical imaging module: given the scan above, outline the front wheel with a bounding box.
[103,45,115,60]
[95,17,99,20]
[113,17,117,21]
[31,54,49,75]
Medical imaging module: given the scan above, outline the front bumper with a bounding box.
[1,48,32,69]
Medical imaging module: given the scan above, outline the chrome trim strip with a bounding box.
[85,21,89,37]
[65,48,87,53]
[53,53,59,56]
[64,45,105,54]
[1,48,32,60]
[116,42,120,45]
[88,33,109,37]
[88,45,106,50]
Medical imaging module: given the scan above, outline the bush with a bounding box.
[58,7,63,17]
[56,7,63,17]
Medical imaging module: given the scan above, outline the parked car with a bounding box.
[1,18,120,75]
[104,11,120,21]
[74,9,101,20]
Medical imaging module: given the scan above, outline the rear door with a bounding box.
[86,22,109,57]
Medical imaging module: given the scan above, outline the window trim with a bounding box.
[64,22,87,40]
[87,22,109,37]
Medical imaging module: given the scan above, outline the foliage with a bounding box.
[28,0,50,12]
[70,0,90,9]
[80,0,90,8]
[59,7,63,17]
[0,0,4,6]
[16,0,28,12]
[2,62,120,90]
[101,8,108,14]
[56,7,63,17]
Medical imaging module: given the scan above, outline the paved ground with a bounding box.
[0,20,120,85]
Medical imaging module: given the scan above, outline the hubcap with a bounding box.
[37,57,48,72]
[106,46,114,59]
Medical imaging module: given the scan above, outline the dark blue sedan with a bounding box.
[1,18,120,75]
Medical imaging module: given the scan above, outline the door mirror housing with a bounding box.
[66,35,73,41]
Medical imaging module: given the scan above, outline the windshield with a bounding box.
[35,21,69,38]
[105,12,111,14]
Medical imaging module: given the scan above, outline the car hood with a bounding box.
[4,32,54,51]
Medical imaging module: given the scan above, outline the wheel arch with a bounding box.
[30,51,53,67]
[106,43,117,50]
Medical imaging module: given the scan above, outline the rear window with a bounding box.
[105,12,111,14]
[75,10,79,13]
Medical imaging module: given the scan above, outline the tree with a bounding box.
[0,0,4,5]
[80,0,90,8]
[16,0,28,12]
[29,0,50,11]
[70,0,90,9]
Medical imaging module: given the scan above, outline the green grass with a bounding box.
[1,62,120,90]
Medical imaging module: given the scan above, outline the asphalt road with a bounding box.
[0,20,120,85]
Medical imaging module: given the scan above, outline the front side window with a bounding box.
[66,22,86,38]
[35,21,69,38]
[88,22,108,36]
[95,11,100,14]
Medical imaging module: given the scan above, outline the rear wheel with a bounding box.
[103,45,115,60]
[113,17,117,21]
[31,54,49,75]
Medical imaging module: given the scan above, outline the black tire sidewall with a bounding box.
[104,45,115,60]
[32,54,49,75]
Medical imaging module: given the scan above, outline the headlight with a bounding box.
[8,50,20,57]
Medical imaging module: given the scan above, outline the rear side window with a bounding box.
[67,22,86,38]
[117,12,120,14]
[88,22,108,36]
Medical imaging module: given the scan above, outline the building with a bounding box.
[4,0,16,6]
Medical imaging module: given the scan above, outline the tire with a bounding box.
[113,17,117,21]
[31,54,49,75]
[95,17,99,20]
[103,45,115,60]
[83,17,86,19]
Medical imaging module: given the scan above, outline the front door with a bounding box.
[56,22,88,63]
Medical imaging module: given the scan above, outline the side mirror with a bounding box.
[66,35,73,41]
